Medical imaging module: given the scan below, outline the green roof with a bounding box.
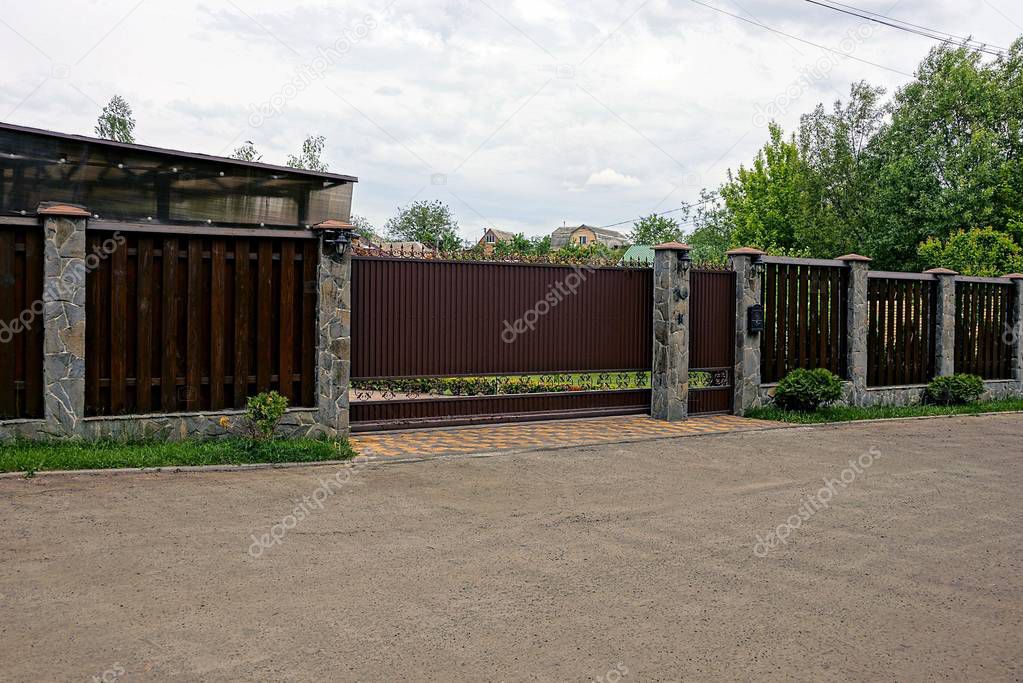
[620,244,654,264]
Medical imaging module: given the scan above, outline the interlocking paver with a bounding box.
[350,414,780,458]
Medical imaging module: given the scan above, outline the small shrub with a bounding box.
[774,368,844,412]
[925,373,984,405]
[246,391,289,440]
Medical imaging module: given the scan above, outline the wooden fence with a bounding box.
[0,222,44,419]
[867,275,937,386]
[955,280,1014,379]
[85,227,319,416]
[760,260,847,383]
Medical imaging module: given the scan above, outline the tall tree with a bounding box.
[384,200,462,251]
[686,189,734,263]
[287,135,329,172]
[629,213,685,245]
[231,140,262,162]
[349,214,377,241]
[95,95,136,143]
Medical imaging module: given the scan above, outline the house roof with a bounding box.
[550,224,627,246]
[619,244,654,263]
[484,228,516,241]
[0,120,358,183]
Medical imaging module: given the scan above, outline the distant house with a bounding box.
[619,244,654,264]
[550,224,628,249]
[478,228,516,253]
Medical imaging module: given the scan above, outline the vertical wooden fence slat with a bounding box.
[185,239,203,410]
[233,238,250,408]
[136,238,153,413]
[301,241,317,407]
[109,238,128,412]
[763,264,776,382]
[161,237,179,411]
[279,241,295,401]
[23,229,44,417]
[0,229,15,416]
[256,240,273,393]
[210,240,226,410]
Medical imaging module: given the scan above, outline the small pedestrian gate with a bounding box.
[688,268,736,415]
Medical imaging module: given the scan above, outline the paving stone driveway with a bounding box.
[349,413,781,458]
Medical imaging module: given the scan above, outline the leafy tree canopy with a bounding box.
[95,95,135,143]
[230,141,262,162]
[384,199,462,251]
[629,213,684,245]
[917,227,1023,277]
[287,135,328,172]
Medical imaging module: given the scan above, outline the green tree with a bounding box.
[629,213,684,245]
[384,200,462,251]
[95,95,136,143]
[349,214,376,241]
[686,189,734,263]
[230,140,262,162]
[917,227,1023,277]
[287,135,328,172]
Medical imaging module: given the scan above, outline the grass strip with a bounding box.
[747,399,1023,424]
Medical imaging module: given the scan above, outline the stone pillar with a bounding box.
[1007,273,1023,384]
[651,242,691,421]
[313,221,354,437]
[925,268,958,377]
[39,204,91,437]
[726,247,764,416]
[837,254,871,405]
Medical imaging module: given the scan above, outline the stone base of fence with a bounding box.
[758,379,1023,410]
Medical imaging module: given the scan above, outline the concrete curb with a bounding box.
[2,410,1019,479]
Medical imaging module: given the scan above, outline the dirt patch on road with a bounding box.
[1,414,1021,681]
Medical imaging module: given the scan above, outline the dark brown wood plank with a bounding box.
[136,238,154,413]
[109,236,129,412]
[22,229,44,417]
[787,265,798,375]
[830,268,841,377]
[0,230,16,416]
[257,240,273,393]
[301,242,317,407]
[763,264,776,383]
[210,239,227,409]
[86,233,103,414]
[798,266,809,368]
[161,237,178,411]
[278,240,295,401]
[185,239,203,410]
[233,238,250,408]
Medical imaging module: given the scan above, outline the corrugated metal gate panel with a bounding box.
[351,257,652,378]
[688,269,736,415]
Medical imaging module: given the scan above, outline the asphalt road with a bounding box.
[1,414,1021,681]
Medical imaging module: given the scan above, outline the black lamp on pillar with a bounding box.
[312,219,356,258]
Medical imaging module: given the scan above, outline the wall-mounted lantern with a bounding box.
[312,219,356,258]
[751,253,767,279]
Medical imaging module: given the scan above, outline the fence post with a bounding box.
[651,242,691,421]
[313,221,355,437]
[726,247,764,415]
[837,254,871,405]
[38,204,91,437]
[1007,273,1023,385]
[925,268,958,377]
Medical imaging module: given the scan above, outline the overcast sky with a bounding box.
[2,0,1019,241]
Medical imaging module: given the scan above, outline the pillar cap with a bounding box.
[836,253,872,262]
[1004,273,1023,280]
[725,247,765,256]
[923,267,958,275]
[311,219,354,230]
[652,241,690,251]
[37,202,91,217]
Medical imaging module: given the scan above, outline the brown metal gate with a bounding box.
[350,257,653,431]
[688,268,736,415]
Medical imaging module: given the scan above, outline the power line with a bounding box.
[685,0,914,77]
[599,195,718,229]
[804,0,1008,57]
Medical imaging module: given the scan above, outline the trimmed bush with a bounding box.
[774,368,844,412]
[246,391,289,440]
[925,374,984,405]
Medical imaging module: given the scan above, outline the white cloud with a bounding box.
[584,168,641,188]
[0,0,1017,242]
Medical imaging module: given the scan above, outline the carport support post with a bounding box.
[926,268,958,377]
[1008,273,1023,385]
[313,221,354,437]
[651,242,691,421]
[838,254,871,406]
[38,204,91,438]
[727,247,764,415]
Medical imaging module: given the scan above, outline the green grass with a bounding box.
[747,398,1023,424]
[0,437,356,475]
